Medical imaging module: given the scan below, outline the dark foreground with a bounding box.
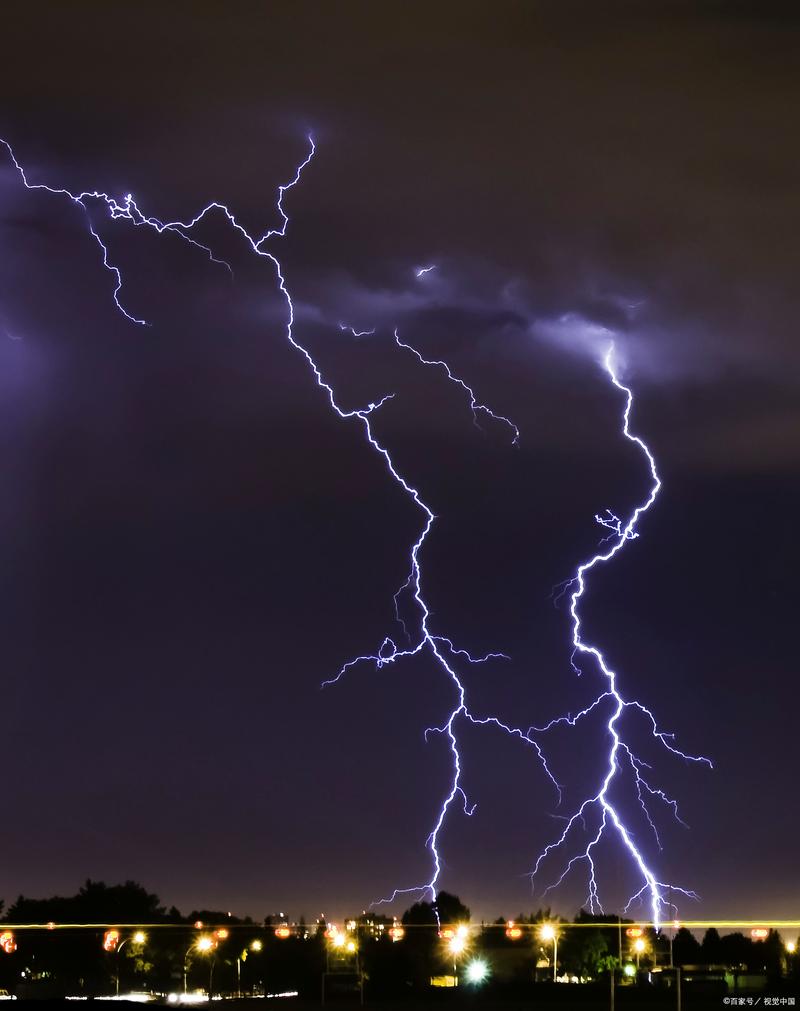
[15,987,800,1011]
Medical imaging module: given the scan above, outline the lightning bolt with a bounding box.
[393,328,520,444]
[530,343,712,929]
[1,133,555,913]
[1,135,709,927]
[323,326,558,909]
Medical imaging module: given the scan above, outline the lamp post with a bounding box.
[786,940,796,978]
[634,937,646,970]
[448,936,466,981]
[237,938,263,996]
[539,924,558,982]
[184,935,214,995]
[113,931,146,997]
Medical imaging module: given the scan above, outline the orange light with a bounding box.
[46,922,56,931]
[505,922,523,940]
[439,927,455,940]
[751,928,769,940]
[626,927,644,938]
[214,928,229,940]
[274,926,292,939]
[102,930,120,952]
[389,926,405,942]
[0,932,16,955]
[194,921,204,929]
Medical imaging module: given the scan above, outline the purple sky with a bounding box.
[0,0,798,924]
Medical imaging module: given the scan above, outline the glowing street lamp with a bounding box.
[184,935,215,994]
[114,931,147,997]
[633,936,646,969]
[446,933,467,980]
[465,958,489,985]
[237,938,264,996]
[539,923,558,982]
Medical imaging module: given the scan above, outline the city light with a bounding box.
[538,923,558,982]
[345,940,357,954]
[133,931,146,945]
[505,921,523,940]
[0,932,16,954]
[274,926,292,939]
[634,938,646,953]
[447,936,466,956]
[624,964,636,978]
[465,959,489,984]
[787,941,797,954]
[389,926,405,942]
[250,939,263,952]
[195,936,214,953]
[103,930,120,952]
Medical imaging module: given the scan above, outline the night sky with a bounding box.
[0,1,798,924]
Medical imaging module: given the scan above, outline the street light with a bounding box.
[447,935,467,981]
[237,939,264,996]
[465,958,489,985]
[539,923,558,982]
[184,935,215,995]
[112,931,147,997]
[634,937,646,970]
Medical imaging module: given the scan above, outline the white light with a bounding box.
[107,996,153,1004]
[465,959,489,984]
[448,936,466,955]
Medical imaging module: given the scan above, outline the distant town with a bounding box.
[0,880,796,1005]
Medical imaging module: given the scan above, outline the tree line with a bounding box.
[0,880,794,998]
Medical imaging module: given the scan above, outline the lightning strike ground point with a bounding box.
[530,342,711,929]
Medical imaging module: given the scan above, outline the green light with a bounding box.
[623,963,636,977]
